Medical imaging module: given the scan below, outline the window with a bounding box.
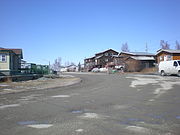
[167,55,172,61]
[178,61,180,66]
[174,61,178,67]
[160,56,162,61]
[105,59,108,62]
[0,54,6,62]
[105,53,108,56]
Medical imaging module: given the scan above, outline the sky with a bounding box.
[1,0,180,65]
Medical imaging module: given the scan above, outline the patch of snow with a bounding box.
[80,113,100,119]
[128,77,158,88]
[154,81,180,97]
[126,126,150,133]
[27,124,53,129]
[0,84,9,87]
[19,94,42,101]
[127,75,180,98]
[3,89,13,91]
[75,129,84,132]
[149,99,155,102]
[0,104,20,109]
[18,121,37,125]
[51,95,70,98]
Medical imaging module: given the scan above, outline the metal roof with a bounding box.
[95,49,119,55]
[130,56,155,61]
[156,49,180,54]
[121,51,155,56]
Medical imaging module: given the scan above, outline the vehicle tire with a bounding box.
[178,71,180,77]
[161,70,165,76]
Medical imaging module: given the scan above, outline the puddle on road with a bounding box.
[18,121,37,125]
[147,114,163,119]
[120,118,144,126]
[127,118,143,122]
[176,116,180,119]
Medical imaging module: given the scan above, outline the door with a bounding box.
[171,61,179,74]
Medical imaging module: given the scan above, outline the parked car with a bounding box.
[159,60,180,76]
[115,65,124,71]
[99,68,108,72]
[91,68,100,72]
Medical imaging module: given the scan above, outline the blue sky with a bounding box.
[1,0,180,65]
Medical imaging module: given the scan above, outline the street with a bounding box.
[0,73,180,135]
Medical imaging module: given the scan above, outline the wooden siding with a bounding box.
[172,54,180,60]
[157,52,168,64]
[0,53,10,70]
[125,58,141,72]
[157,51,180,64]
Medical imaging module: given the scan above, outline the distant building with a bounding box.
[156,49,180,64]
[116,51,156,72]
[0,48,23,75]
[84,56,95,71]
[84,49,118,71]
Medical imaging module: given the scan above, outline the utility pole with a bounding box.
[145,43,148,52]
[48,61,51,74]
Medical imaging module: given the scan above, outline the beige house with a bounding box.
[156,49,180,64]
[0,48,23,75]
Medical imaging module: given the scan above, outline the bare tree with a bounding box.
[70,62,76,66]
[160,40,170,49]
[52,57,61,71]
[121,42,130,52]
[175,40,180,50]
[64,61,76,67]
[64,61,70,67]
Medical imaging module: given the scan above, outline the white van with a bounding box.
[158,60,180,76]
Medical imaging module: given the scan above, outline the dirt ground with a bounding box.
[0,75,81,95]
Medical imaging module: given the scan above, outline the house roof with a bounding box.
[112,54,119,57]
[95,49,119,56]
[156,49,180,55]
[130,56,155,61]
[85,56,95,60]
[95,55,103,59]
[0,48,23,59]
[120,51,155,56]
